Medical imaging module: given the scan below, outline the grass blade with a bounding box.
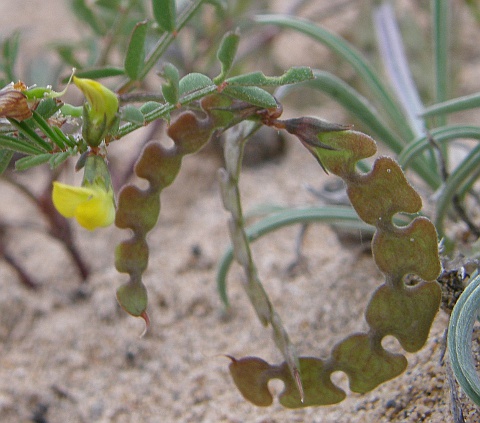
[398,125,480,167]
[432,0,450,124]
[0,134,45,155]
[435,143,480,237]
[448,272,480,406]
[422,92,480,118]
[373,3,425,137]
[216,206,372,306]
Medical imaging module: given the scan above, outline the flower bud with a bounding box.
[73,77,119,147]
[0,82,32,121]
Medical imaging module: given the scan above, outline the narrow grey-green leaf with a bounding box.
[179,73,214,96]
[422,92,480,118]
[0,134,44,155]
[0,149,14,174]
[398,125,480,168]
[152,0,176,32]
[49,151,71,168]
[15,154,52,171]
[223,86,277,108]
[432,0,450,116]
[125,21,148,80]
[214,29,240,84]
[434,144,480,237]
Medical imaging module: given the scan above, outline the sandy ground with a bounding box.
[1,1,480,422]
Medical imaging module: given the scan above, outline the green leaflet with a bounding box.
[125,20,148,80]
[214,30,240,84]
[222,86,277,109]
[179,73,214,96]
[226,67,313,87]
[152,0,176,33]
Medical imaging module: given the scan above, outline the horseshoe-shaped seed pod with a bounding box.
[228,119,441,408]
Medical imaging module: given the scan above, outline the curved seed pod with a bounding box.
[229,118,442,408]
[114,95,235,324]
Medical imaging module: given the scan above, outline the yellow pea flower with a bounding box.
[73,76,119,147]
[52,182,115,230]
[52,155,115,231]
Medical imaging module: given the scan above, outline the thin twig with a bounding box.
[0,223,38,289]
[3,169,90,281]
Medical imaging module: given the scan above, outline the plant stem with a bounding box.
[218,121,304,402]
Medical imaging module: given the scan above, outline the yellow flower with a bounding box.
[73,76,119,147]
[52,154,115,231]
[52,181,115,230]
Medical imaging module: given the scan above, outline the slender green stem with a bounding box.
[219,122,304,401]
[116,84,218,138]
